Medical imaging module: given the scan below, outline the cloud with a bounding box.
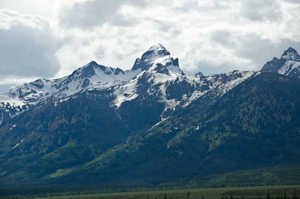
[55,0,300,78]
[59,0,147,28]
[239,0,283,22]
[0,10,61,78]
[282,0,300,4]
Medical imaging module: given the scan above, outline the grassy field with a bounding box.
[26,185,300,199]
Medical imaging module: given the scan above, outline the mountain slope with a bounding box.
[0,89,133,187]
[1,72,300,187]
[61,72,300,185]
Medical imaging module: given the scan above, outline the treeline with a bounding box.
[0,184,127,198]
[0,187,298,199]
[219,190,299,199]
[0,184,170,198]
[151,190,299,199]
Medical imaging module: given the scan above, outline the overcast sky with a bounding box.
[1,0,300,94]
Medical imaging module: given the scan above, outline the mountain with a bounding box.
[261,47,300,79]
[0,45,300,188]
[0,61,141,124]
[0,44,182,124]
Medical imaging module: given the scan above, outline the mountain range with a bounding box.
[0,44,300,188]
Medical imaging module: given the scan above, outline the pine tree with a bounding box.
[187,191,190,198]
[164,193,167,199]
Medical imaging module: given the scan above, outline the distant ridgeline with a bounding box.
[0,45,300,188]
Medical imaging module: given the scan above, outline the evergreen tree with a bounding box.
[187,191,190,198]
[164,193,167,199]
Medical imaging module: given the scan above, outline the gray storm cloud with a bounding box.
[0,10,61,78]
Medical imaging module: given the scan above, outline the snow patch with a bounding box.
[10,124,17,130]
[277,61,300,76]
[12,138,25,149]
[112,77,140,108]
[148,116,170,131]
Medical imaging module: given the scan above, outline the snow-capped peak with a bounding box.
[112,44,186,108]
[131,44,183,76]
[281,47,300,61]
[148,43,166,52]
[142,43,171,63]
[261,47,300,79]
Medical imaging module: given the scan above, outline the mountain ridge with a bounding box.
[0,44,256,124]
[0,45,300,188]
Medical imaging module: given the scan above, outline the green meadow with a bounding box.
[18,185,300,199]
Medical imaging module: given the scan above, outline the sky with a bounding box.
[0,0,300,94]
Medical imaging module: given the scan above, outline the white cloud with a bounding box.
[59,0,147,28]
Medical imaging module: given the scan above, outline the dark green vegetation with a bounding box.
[1,185,300,199]
[1,72,300,188]
[168,165,300,188]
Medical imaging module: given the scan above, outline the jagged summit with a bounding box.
[261,47,300,79]
[72,61,125,80]
[195,72,204,78]
[131,44,183,76]
[281,47,300,61]
[148,43,167,52]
